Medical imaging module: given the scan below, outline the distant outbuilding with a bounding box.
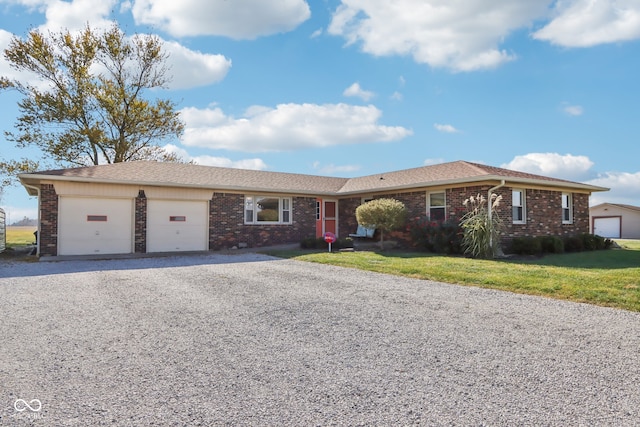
[590,203,640,239]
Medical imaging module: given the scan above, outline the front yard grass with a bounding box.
[266,242,640,312]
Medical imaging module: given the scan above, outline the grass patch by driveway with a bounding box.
[266,244,640,312]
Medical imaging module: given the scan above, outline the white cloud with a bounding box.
[390,91,403,101]
[163,144,267,170]
[131,0,311,39]
[310,28,323,38]
[424,158,446,166]
[38,0,118,33]
[434,123,460,133]
[180,103,412,152]
[587,170,640,206]
[328,0,547,71]
[502,153,595,181]
[533,0,640,47]
[343,82,375,101]
[163,41,231,89]
[563,104,584,116]
[312,162,361,175]
[0,1,231,91]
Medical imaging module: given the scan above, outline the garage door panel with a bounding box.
[147,200,208,252]
[593,217,621,238]
[59,197,133,255]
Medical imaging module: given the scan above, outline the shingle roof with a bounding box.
[336,160,585,193]
[20,160,608,196]
[25,161,349,195]
[591,203,640,212]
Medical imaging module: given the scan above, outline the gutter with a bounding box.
[20,181,41,256]
[487,180,506,255]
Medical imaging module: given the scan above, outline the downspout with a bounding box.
[22,183,41,256]
[487,180,506,256]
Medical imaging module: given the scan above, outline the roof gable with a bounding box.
[591,203,640,213]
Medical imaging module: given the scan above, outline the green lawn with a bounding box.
[5,226,37,247]
[266,242,640,312]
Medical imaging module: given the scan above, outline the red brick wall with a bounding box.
[39,184,58,256]
[134,190,147,253]
[208,192,317,250]
[337,186,590,247]
[338,197,361,237]
[498,189,589,241]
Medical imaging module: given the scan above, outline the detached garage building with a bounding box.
[19,160,607,258]
[590,203,640,239]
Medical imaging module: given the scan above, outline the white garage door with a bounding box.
[593,217,621,238]
[147,200,208,252]
[59,197,133,256]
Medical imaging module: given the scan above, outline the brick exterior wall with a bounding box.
[338,197,361,237]
[498,189,589,242]
[39,184,58,256]
[36,182,592,256]
[208,192,317,250]
[336,186,590,248]
[134,190,147,253]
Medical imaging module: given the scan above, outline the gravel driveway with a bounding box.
[1,253,639,426]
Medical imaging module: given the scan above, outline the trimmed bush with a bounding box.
[538,235,564,254]
[407,217,463,254]
[564,235,584,252]
[356,198,407,249]
[509,237,542,256]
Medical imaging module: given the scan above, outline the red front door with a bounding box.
[323,200,337,236]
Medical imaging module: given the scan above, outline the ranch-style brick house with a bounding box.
[19,160,607,257]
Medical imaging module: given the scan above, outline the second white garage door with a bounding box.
[593,217,621,239]
[147,200,209,252]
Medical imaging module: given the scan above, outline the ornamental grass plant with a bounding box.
[459,193,503,259]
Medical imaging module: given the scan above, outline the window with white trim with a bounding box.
[512,189,525,223]
[562,193,572,224]
[428,192,446,221]
[244,196,292,224]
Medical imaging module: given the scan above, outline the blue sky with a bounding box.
[1,0,639,222]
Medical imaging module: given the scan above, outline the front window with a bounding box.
[244,196,292,224]
[512,189,525,223]
[562,193,572,224]
[428,192,446,221]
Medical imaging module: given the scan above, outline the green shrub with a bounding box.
[509,237,542,255]
[580,233,598,251]
[563,235,584,252]
[356,198,407,249]
[407,217,463,254]
[538,235,564,254]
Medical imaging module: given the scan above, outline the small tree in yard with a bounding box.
[355,198,407,250]
[459,193,503,259]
